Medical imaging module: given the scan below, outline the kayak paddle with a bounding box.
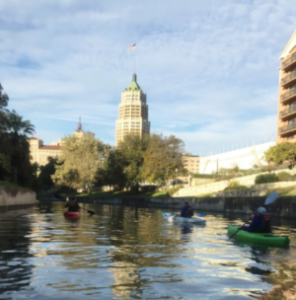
[81,207,95,216]
[196,213,205,217]
[229,192,279,240]
[162,212,205,218]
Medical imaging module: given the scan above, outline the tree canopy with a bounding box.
[95,146,127,189]
[116,134,150,193]
[265,142,296,169]
[52,133,105,193]
[0,84,36,187]
[144,134,185,186]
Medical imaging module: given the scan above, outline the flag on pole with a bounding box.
[129,43,136,50]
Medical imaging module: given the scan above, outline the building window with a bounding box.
[287,135,294,140]
[291,84,296,96]
[288,118,296,129]
[289,102,296,113]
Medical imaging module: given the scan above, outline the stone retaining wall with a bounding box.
[0,186,37,207]
[85,196,296,218]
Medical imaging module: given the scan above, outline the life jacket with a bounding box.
[186,207,194,218]
[254,215,271,233]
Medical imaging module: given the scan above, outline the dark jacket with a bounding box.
[65,201,80,212]
[181,205,194,218]
[242,215,271,233]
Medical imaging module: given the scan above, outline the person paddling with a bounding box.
[241,207,271,233]
[65,197,81,212]
[180,202,194,218]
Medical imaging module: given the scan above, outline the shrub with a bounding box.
[255,174,278,184]
[191,173,217,179]
[140,185,157,193]
[277,171,292,182]
[229,181,240,188]
[167,185,184,197]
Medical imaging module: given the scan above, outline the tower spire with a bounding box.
[132,73,137,82]
[78,116,82,131]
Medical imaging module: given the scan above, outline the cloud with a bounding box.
[0,0,295,153]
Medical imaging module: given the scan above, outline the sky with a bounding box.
[0,0,296,155]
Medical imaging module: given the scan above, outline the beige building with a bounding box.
[115,73,150,146]
[29,119,85,166]
[29,137,61,166]
[277,29,296,143]
[182,154,200,174]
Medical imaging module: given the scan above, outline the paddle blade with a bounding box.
[87,210,95,216]
[196,213,205,217]
[264,192,279,206]
[162,212,172,217]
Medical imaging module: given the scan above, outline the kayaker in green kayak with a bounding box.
[241,207,271,233]
[65,197,81,212]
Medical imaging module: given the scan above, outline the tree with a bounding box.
[37,157,59,191]
[0,84,37,188]
[265,142,296,169]
[95,147,127,190]
[0,83,9,133]
[52,133,105,194]
[5,110,35,184]
[6,110,35,137]
[144,134,185,188]
[0,83,10,177]
[117,134,150,193]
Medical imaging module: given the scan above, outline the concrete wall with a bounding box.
[175,169,296,197]
[0,186,37,207]
[199,141,276,174]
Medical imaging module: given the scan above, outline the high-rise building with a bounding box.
[115,74,150,146]
[277,29,296,143]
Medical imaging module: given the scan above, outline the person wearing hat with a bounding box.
[241,207,271,233]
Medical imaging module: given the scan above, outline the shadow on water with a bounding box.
[0,206,35,298]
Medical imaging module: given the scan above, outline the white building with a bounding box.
[199,141,276,174]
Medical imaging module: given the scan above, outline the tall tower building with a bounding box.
[277,29,296,143]
[116,74,150,146]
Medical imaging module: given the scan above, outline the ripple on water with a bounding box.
[0,204,296,300]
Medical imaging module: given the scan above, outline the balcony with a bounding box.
[282,53,296,71]
[281,89,296,103]
[281,71,296,88]
[280,105,296,120]
[279,123,296,135]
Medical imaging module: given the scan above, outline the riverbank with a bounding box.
[0,182,37,207]
[62,195,296,219]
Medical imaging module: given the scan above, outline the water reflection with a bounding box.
[0,206,35,299]
[0,202,295,300]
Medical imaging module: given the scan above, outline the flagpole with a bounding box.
[134,46,137,74]
[129,44,137,73]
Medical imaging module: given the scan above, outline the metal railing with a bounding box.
[280,105,296,117]
[281,71,296,85]
[281,89,296,102]
[279,122,296,134]
[282,53,296,69]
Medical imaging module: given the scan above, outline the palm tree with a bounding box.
[6,110,35,184]
[7,110,35,137]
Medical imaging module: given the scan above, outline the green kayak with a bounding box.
[228,224,290,247]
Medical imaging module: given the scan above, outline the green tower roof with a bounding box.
[125,73,141,91]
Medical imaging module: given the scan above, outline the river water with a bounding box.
[0,201,295,300]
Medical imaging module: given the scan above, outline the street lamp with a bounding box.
[175,168,178,185]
